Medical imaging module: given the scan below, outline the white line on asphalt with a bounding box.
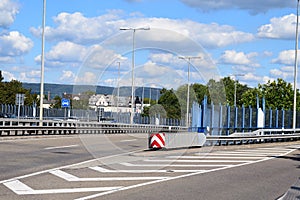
[144,159,251,163]
[76,148,296,200]
[90,166,204,173]
[0,149,144,184]
[44,144,79,150]
[3,180,123,195]
[50,170,169,181]
[236,149,290,153]
[121,162,233,167]
[197,152,283,156]
[189,155,266,159]
[120,139,137,142]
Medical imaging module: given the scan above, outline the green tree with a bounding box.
[241,78,299,110]
[51,95,62,108]
[157,88,181,119]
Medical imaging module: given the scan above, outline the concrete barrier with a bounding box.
[149,132,206,149]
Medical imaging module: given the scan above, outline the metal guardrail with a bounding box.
[0,119,187,136]
[206,128,300,145]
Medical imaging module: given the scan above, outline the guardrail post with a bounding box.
[249,106,252,131]
[282,109,285,129]
[226,105,230,136]
[275,108,279,128]
[234,106,238,133]
[219,104,222,135]
[242,105,245,133]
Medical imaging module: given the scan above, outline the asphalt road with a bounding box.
[0,134,299,200]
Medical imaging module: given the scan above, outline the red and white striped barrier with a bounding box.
[149,132,165,149]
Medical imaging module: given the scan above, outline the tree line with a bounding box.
[0,71,299,118]
[143,77,300,120]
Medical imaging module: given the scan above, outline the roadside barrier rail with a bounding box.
[206,128,300,145]
[0,119,187,136]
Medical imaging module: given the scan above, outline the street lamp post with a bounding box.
[293,0,300,130]
[232,74,244,107]
[116,61,121,122]
[179,56,201,127]
[39,0,46,124]
[120,27,150,124]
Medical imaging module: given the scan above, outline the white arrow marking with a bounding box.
[4,180,122,195]
[50,170,169,181]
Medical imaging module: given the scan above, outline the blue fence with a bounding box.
[0,104,183,126]
[191,96,299,135]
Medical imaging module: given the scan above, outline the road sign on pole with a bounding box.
[61,98,70,108]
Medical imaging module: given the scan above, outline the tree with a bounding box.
[51,95,62,108]
[241,78,300,110]
[0,71,4,82]
[157,88,181,119]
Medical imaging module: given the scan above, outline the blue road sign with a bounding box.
[61,98,70,108]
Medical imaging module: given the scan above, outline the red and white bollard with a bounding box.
[149,132,165,149]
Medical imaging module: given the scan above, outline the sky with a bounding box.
[0,0,300,91]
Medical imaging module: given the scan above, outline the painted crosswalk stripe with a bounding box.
[236,149,289,153]
[50,170,168,181]
[179,155,266,159]
[121,162,233,167]
[144,159,251,163]
[4,180,122,195]
[90,166,204,173]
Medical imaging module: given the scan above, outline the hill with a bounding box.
[22,83,161,100]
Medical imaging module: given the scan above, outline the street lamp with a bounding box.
[39,0,46,123]
[232,74,244,107]
[116,61,121,121]
[120,27,150,124]
[179,56,201,127]
[293,0,300,130]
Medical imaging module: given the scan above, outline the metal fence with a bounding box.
[191,96,300,135]
[0,104,183,126]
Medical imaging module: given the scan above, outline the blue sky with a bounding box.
[0,0,299,90]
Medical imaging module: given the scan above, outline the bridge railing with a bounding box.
[0,118,187,136]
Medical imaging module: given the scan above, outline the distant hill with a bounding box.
[22,83,161,100]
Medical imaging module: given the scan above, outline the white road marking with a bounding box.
[4,180,122,195]
[50,169,169,181]
[176,155,266,159]
[90,166,204,173]
[121,162,233,167]
[0,149,144,184]
[120,139,137,142]
[198,152,282,156]
[77,147,296,200]
[236,149,290,153]
[44,144,79,150]
[144,159,250,163]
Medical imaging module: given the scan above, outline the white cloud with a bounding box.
[75,72,97,84]
[19,70,40,82]
[180,0,293,14]
[2,70,15,81]
[0,0,19,28]
[272,50,296,65]
[219,50,259,67]
[35,42,125,69]
[242,72,274,87]
[270,66,294,80]
[59,70,75,81]
[258,14,296,39]
[0,31,33,58]
[31,12,254,51]
[30,11,121,45]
